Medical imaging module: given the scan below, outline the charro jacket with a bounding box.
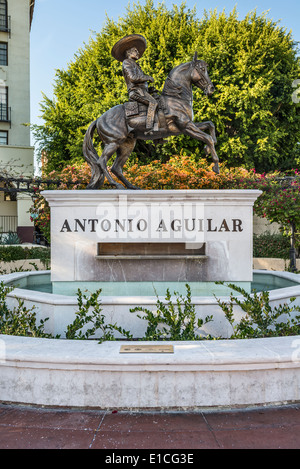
[122,58,152,95]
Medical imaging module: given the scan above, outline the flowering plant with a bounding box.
[29,163,91,243]
[239,171,300,242]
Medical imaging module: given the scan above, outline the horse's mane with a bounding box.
[168,61,192,78]
[162,61,193,99]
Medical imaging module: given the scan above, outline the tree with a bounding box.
[252,173,300,271]
[33,1,300,173]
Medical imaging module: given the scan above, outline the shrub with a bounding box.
[253,233,290,259]
[2,280,300,341]
[65,288,132,343]
[130,284,213,340]
[0,246,50,265]
[252,172,300,252]
[0,282,52,338]
[215,282,300,339]
[123,154,253,190]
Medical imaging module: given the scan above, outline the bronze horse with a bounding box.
[83,53,218,189]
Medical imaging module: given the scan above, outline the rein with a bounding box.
[194,69,209,91]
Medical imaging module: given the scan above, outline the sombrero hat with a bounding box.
[111,34,147,62]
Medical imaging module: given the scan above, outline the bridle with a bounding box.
[161,58,212,102]
[192,61,211,94]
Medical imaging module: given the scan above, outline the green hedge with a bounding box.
[0,246,51,264]
[253,233,290,259]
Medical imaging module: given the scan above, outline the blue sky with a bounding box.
[30,0,300,144]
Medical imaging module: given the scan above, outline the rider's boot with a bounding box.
[146,102,157,130]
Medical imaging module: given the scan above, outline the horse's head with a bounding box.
[191,52,215,96]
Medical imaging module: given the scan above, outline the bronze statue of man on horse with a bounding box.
[83,34,219,190]
[112,34,160,132]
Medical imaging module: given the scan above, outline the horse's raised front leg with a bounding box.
[184,121,219,174]
[194,121,217,162]
[195,121,217,144]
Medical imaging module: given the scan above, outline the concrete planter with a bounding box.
[0,334,299,410]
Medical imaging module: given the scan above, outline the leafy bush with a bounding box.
[0,246,50,265]
[65,288,132,343]
[253,233,290,259]
[1,279,300,341]
[29,162,90,243]
[215,282,300,339]
[250,173,300,250]
[123,154,252,190]
[0,282,52,338]
[130,284,213,340]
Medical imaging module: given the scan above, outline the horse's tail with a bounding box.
[83,119,104,189]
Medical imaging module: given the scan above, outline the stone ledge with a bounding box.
[42,189,262,206]
[0,259,47,273]
[0,334,299,409]
[254,258,300,271]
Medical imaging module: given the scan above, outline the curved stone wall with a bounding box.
[0,335,299,409]
[2,270,300,339]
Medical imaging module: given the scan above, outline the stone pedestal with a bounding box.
[42,190,261,296]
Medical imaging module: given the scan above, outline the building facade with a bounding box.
[0,0,35,242]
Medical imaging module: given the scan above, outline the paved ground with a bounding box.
[0,403,299,450]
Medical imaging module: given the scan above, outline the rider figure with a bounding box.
[111,34,158,131]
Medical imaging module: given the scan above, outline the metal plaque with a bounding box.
[120,344,174,354]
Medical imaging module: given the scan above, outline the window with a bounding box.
[0,86,9,122]
[0,0,8,32]
[0,42,7,66]
[0,130,8,145]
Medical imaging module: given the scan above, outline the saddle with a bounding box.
[124,98,167,135]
